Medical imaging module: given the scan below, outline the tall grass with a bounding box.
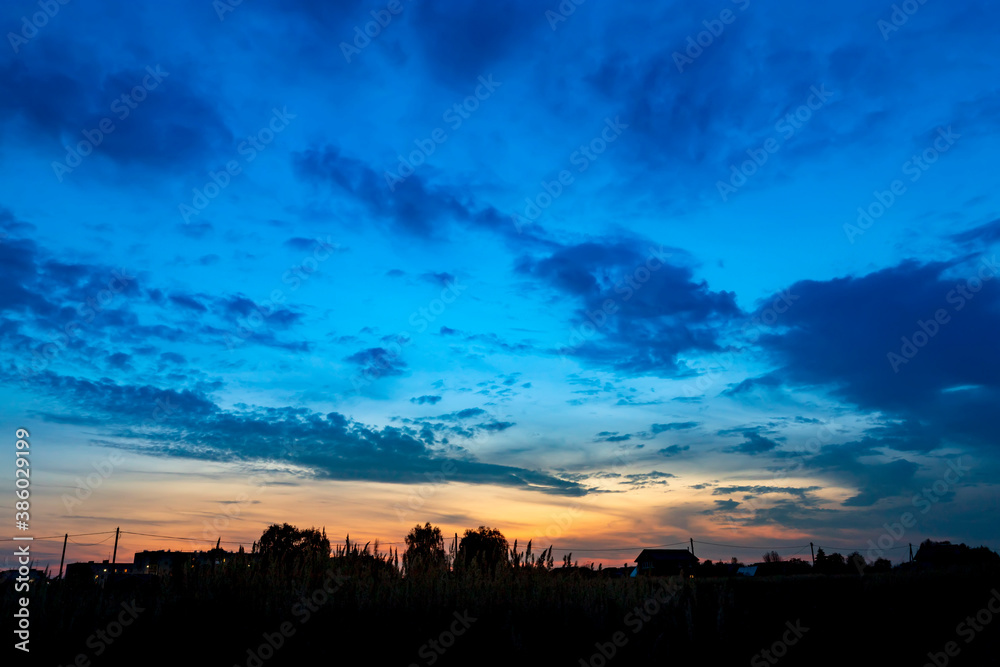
[5,537,998,666]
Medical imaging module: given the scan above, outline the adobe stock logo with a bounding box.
[339,0,414,63]
[179,107,296,224]
[555,246,670,359]
[383,75,501,192]
[512,117,628,232]
[717,84,834,202]
[887,255,998,373]
[877,0,932,40]
[844,126,960,244]
[7,0,72,53]
[672,0,752,73]
[52,66,169,182]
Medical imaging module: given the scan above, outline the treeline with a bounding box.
[7,524,1000,666]
[252,522,1000,578]
[251,522,555,576]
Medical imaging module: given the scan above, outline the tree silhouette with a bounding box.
[763,550,782,563]
[403,522,446,576]
[914,539,1000,570]
[814,547,828,573]
[255,523,330,561]
[826,552,846,572]
[815,550,847,574]
[870,557,893,573]
[847,551,867,574]
[455,526,509,574]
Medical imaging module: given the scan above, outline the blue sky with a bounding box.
[2,0,998,566]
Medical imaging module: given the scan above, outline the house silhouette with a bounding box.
[634,548,698,576]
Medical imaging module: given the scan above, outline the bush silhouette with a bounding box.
[255,523,330,562]
[455,525,509,575]
[403,522,446,576]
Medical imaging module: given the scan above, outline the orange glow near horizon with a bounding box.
[7,450,877,572]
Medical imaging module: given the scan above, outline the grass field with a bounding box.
[7,549,999,666]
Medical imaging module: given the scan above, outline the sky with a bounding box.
[1,0,998,569]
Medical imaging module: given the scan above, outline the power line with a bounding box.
[0,531,116,541]
[68,535,115,547]
[694,540,812,550]
[0,529,960,560]
[548,541,689,553]
[120,530,246,545]
[820,544,911,551]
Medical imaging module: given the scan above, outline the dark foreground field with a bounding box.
[6,561,1000,666]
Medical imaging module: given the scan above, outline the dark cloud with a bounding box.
[411,1,534,86]
[444,408,486,421]
[250,0,366,32]
[621,471,675,488]
[292,144,554,247]
[517,238,741,376]
[18,370,585,496]
[283,237,319,251]
[720,427,782,456]
[169,293,208,313]
[477,420,515,432]
[456,332,533,355]
[217,295,304,330]
[420,271,457,287]
[712,485,822,499]
[283,237,347,254]
[595,432,631,443]
[785,439,921,507]
[178,222,213,239]
[106,352,132,370]
[293,144,460,239]
[752,257,1000,453]
[0,222,313,373]
[702,498,741,515]
[159,352,186,365]
[0,53,232,173]
[651,421,699,434]
[578,1,978,202]
[723,373,783,397]
[657,445,690,457]
[410,395,443,405]
[950,218,1000,249]
[343,347,407,378]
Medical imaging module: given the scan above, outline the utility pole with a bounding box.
[909,543,913,563]
[810,542,815,566]
[58,533,67,579]
[112,527,120,565]
[690,538,696,559]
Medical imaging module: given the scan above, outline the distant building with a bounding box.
[65,560,132,584]
[634,549,698,576]
[133,548,235,576]
[133,547,238,576]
